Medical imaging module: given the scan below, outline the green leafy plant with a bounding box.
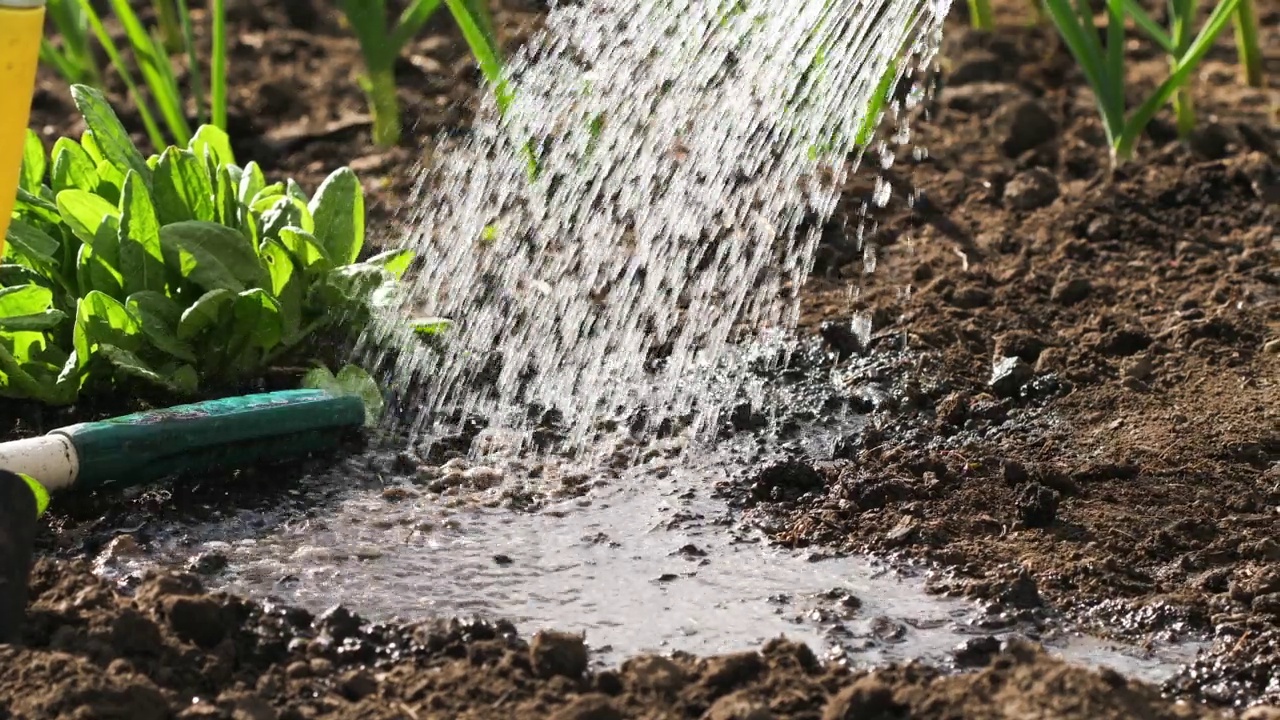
[1,85,413,405]
[41,0,227,151]
[1041,0,1242,164]
[337,0,508,147]
[302,364,384,426]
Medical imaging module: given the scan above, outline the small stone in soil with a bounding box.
[1017,483,1059,528]
[1050,275,1092,305]
[952,636,1002,667]
[989,356,1034,398]
[530,631,589,679]
[998,99,1057,157]
[1003,168,1060,210]
[819,319,865,359]
[187,552,229,576]
[493,554,514,566]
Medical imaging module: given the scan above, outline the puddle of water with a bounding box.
[102,430,1203,681]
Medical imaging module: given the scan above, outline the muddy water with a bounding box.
[94,424,1203,684]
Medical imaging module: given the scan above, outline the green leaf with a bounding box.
[239,161,266,204]
[19,473,50,518]
[159,221,266,293]
[278,226,332,275]
[76,243,124,299]
[0,286,66,332]
[177,287,235,340]
[4,219,62,270]
[20,130,46,193]
[69,85,152,185]
[233,288,283,351]
[189,124,236,167]
[0,344,69,404]
[95,343,193,393]
[50,137,101,193]
[215,163,238,226]
[364,248,415,279]
[308,168,365,265]
[259,240,302,342]
[118,170,168,294]
[301,363,384,426]
[153,148,217,224]
[13,187,62,225]
[71,290,143,385]
[56,189,121,247]
[0,265,56,291]
[412,316,452,336]
[127,291,196,363]
[260,196,315,239]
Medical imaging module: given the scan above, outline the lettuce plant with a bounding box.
[1,85,412,405]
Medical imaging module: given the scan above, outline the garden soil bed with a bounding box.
[9,0,1280,717]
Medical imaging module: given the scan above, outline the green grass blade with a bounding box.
[1120,0,1174,52]
[105,0,190,145]
[391,0,445,51]
[967,0,995,29]
[174,0,206,126]
[46,0,99,83]
[211,0,228,130]
[1042,0,1123,146]
[1104,0,1125,128]
[40,39,87,85]
[153,0,184,53]
[78,0,169,151]
[1118,0,1242,158]
[444,0,509,112]
[1233,0,1263,87]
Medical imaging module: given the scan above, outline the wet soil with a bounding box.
[743,1,1280,712]
[1,560,1231,720]
[9,0,1280,717]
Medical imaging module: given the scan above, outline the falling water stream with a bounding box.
[98,0,1207,686]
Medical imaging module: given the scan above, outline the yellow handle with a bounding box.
[0,4,46,257]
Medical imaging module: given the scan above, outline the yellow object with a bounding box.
[0,1,46,257]
[19,472,48,517]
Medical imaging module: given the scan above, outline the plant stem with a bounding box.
[1173,85,1196,137]
[968,0,994,29]
[153,0,183,54]
[361,68,403,147]
[211,0,228,130]
[1233,0,1262,87]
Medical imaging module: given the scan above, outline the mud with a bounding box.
[0,561,1235,720]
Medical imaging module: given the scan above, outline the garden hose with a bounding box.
[0,0,45,254]
[0,389,367,495]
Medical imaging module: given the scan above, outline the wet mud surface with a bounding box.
[9,0,1280,717]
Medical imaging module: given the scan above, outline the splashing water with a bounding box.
[361,0,950,450]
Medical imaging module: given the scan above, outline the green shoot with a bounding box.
[40,0,230,152]
[338,0,507,147]
[40,0,98,85]
[152,0,184,54]
[1233,0,1263,87]
[1040,0,1243,164]
[212,0,228,130]
[968,0,995,30]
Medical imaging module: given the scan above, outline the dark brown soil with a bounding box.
[0,560,1227,720]
[741,0,1280,711]
[11,0,1280,717]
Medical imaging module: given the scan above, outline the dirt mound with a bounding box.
[0,561,1221,720]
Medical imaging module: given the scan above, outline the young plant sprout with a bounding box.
[968,0,994,29]
[1233,0,1262,87]
[39,0,229,151]
[338,0,506,147]
[1040,0,1243,164]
